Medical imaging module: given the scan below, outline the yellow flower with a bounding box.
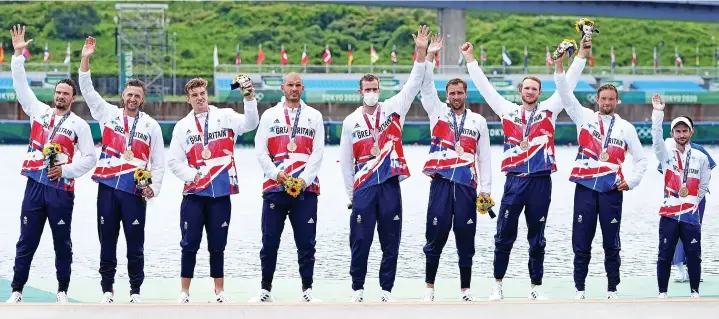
[476,194,495,215]
[53,144,62,154]
[134,169,152,181]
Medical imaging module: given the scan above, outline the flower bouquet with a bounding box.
[476,194,497,219]
[42,143,62,168]
[551,39,577,61]
[134,168,153,190]
[230,73,253,97]
[284,177,304,197]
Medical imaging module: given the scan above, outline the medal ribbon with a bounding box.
[598,114,615,152]
[676,149,692,186]
[362,106,381,147]
[47,112,70,143]
[522,106,539,141]
[452,110,467,146]
[284,104,303,144]
[193,109,210,149]
[123,112,141,152]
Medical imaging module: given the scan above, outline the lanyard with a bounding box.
[521,106,539,140]
[676,149,692,184]
[193,110,210,148]
[123,112,140,150]
[362,106,381,146]
[47,112,70,142]
[284,104,303,141]
[452,110,467,143]
[597,114,615,151]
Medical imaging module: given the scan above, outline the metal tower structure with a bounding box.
[115,3,168,98]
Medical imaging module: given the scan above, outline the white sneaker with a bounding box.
[422,288,435,302]
[178,291,190,304]
[6,292,22,303]
[574,291,586,300]
[488,284,504,301]
[607,291,619,300]
[129,294,143,303]
[56,291,68,304]
[349,289,364,302]
[248,289,274,302]
[657,292,668,299]
[690,290,700,298]
[215,291,231,303]
[100,291,114,303]
[380,290,396,302]
[302,288,322,302]
[461,289,475,302]
[528,285,548,300]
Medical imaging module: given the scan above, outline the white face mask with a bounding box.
[363,92,379,106]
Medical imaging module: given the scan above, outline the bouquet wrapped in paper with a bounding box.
[575,18,599,47]
[134,168,153,190]
[552,39,577,61]
[476,193,497,219]
[230,73,253,97]
[42,143,62,168]
[284,176,304,197]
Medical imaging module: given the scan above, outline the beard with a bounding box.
[521,95,538,105]
[120,99,142,111]
[450,100,465,111]
[54,100,70,110]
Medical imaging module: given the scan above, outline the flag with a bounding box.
[43,42,49,63]
[0,43,5,65]
[322,45,332,64]
[502,46,512,66]
[63,42,70,64]
[675,47,683,68]
[589,47,594,67]
[480,46,487,64]
[22,47,30,59]
[213,44,218,67]
[301,44,308,65]
[545,46,553,66]
[696,46,699,66]
[523,46,528,68]
[235,44,241,65]
[610,46,615,71]
[653,46,658,69]
[280,45,288,65]
[391,44,397,64]
[348,44,354,66]
[257,45,265,64]
[631,46,637,69]
[370,45,379,64]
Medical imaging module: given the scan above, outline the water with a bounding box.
[0,145,717,282]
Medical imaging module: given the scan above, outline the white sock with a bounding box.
[495,281,503,287]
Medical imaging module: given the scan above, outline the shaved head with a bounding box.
[281,72,304,105]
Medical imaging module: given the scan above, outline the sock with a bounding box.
[676,263,686,278]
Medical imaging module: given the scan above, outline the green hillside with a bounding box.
[0,2,718,77]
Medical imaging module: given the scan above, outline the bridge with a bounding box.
[323,0,719,70]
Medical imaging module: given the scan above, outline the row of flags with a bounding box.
[213,43,441,67]
[0,42,71,64]
[211,43,719,68]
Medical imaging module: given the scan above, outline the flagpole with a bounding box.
[370,44,374,73]
[303,44,307,73]
[259,44,263,74]
[675,46,678,75]
[696,46,699,76]
[1,42,4,72]
[502,45,506,74]
[236,44,240,74]
[325,44,329,74]
[348,44,352,74]
[392,44,396,74]
[281,44,285,74]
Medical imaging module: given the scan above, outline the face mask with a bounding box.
[363,92,379,106]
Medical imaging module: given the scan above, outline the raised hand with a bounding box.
[82,36,97,58]
[577,36,592,59]
[427,34,443,55]
[460,42,475,63]
[652,93,665,111]
[10,24,33,55]
[412,25,430,49]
